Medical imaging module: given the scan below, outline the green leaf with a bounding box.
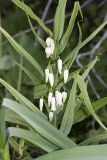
[34,84,48,99]
[8,127,59,152]
[54,0,67,41]
[0,107,6,150]
[82,56,98,79]
[77,75,107,131]
[60,80,77,135]
[79,132,107,145]
[11,0,52,36]
[0,78,47,120]
[15,62,39,86]
[60,1,83,52]
[0,26,44,78]
[74,96,107,124]
[0,107,10,160]
[26,12,46,48]
[5,109,27,126]
[64,21,107,65]
[34,144,107,160]
[3,98,77,149]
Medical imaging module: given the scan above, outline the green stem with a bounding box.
[0,11,2,58]
[0,107,10,160]
[17,55,23,92]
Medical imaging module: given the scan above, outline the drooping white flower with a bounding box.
[45,37,55,58]
[55,91,63,106]
[58,92,63,106]
[48,92,53,107]
[51,97,56,111]
[46,37,53,47]
[45,47,52,58]
[49,73,54,87]
[62,92,67,103]
[49,112,54,121]
[39,98,43,111]
[45,68,49,83]
[57,59,62,74]
[64,69,69,83]
[55,91,59,105]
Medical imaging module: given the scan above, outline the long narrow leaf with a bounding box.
[64,21,107,65]
[3,98,77,149]
[60,1,83,52]
[77,75,107,131]
[8,127,59,152]
[79,132,107,145]
[0,78,47,119]
[0,26,44,78]
[11,0,52,36]
[35,144,107,160]
[74,96,107,124]
[54,0,67,41]
[60,81,77,135]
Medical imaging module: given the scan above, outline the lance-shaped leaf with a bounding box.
[35,144,107,160]
[74,96,107,124]
[11,0,52,36]
[3,98,77,149]
[8,127,59,152]
[60,80,77,135]
[77,75,107,131]
[0,26,44,78]
[54,0,67,41]
[64,21,107,65]
[0,78,47,119]
[60,1,83,53]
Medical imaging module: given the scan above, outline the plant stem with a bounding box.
[0,107,10,160]
[0,11,2,58]
[17,55,23,92]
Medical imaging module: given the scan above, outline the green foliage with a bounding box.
[1,0,107,159]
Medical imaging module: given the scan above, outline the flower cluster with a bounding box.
[39,37,69,122]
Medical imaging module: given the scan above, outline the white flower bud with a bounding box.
[49,112,54,121]
[45,47,52,58]
[45,68,49,83]
[51,97,56,111]
[62,92,67,103]
[55,91,63,106]
[58,59,62,74]
[39,98,43,111]
[48,92,53,107]
[64,69,69,83]
[49,73,54,87]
